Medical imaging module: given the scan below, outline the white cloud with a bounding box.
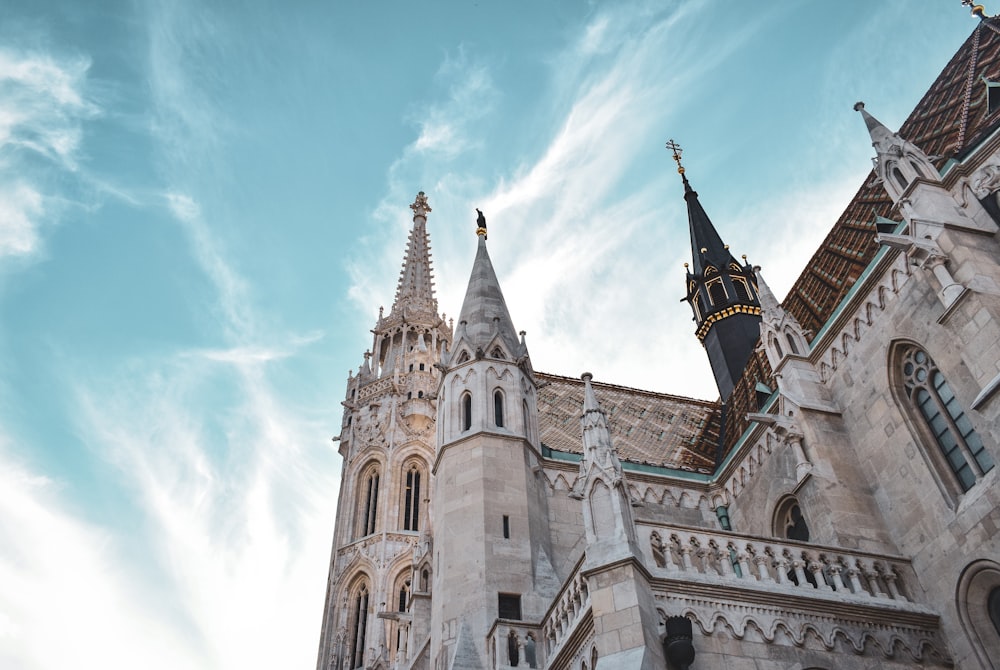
[0,49,97,259]
[0,440,203,670]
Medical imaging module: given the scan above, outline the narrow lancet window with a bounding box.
[494,389,504,427]
[462,393,473,431]
[403,465,422,531]
[359,467,380,537]
[350,583,370,669]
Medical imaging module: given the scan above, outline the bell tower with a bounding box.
[669,140,762,401]
[316,192,451,670]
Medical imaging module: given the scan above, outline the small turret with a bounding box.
[854,101,941,205]
[754,266,809,370]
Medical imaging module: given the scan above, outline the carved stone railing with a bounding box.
[647,525,915,603]
[539,554,590,666]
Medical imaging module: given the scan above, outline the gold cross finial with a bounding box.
[666,139,685,175]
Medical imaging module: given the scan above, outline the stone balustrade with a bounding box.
[647,524,915,604]
[538,555,590,666]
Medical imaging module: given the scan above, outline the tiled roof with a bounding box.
[535,372,720,472]
[723,18,1000,455]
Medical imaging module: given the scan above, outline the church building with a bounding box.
[317,10,1000,670]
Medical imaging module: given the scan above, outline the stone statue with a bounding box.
[476,208,486,229]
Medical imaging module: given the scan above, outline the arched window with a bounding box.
[358,466,380,538]
[494,389,505,428]
[732,276,751,301]
[462,393,473,431]
[899,344,994,492]
[785,332,800,355]
[771,334,783,359]
[893,165,908,190]
[957,560,1000,666]
[507,631,519,666]
[402,463,422,531]
[349,581,370,669]
[707,279,727,306]
[524,634,537,668]
[774,496,809,542]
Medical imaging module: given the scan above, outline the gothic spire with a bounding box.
[389,191,438,318]
[454,211,522,356]
[668,139,761,401]
[854,102,940,204]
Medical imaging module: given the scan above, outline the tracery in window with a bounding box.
[402,463,423,531]
[358,465,380,538]
[774,496,809,542]
[707,278,727,306]
[900,345,994,492]
[349,581,370,669]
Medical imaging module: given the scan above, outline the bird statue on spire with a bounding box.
[475,208,487,239]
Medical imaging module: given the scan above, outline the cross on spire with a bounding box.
[666,139,685,175]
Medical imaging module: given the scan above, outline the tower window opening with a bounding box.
[502,515,510,539]
[494,390,505,427]
[407,392,412,399]
[893,165,908,190]
[900,345,994,492]
[403,465,422,531]
[398,580,410,612]
[419,363,425,371]
[786,332,800,355]
[359,468,380,537]
[409,364,413,372]
[707,279,727,306]
[732,276,751,301]
[418,391,423,398]
[462,393,473,431]
[350,583,370,669]
[498,593,522,620]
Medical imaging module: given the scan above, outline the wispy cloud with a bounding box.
[0,48,97,259]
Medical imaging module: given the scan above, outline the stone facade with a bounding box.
[318,21,1000,670]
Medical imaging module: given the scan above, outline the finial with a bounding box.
[962,0,991,19]
[581,371,593,383]
[683,262,689,268]
[475,208,487,239]
[410,191,432,218]
[853,101,865,112]
[665,139,685,175]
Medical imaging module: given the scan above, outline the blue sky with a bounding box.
[0,1,979,668]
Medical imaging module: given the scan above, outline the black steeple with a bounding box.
[667,140,762,401]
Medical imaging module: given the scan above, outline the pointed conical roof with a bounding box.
[683,174,733,275]
[456,232,521,354]
[389,192,437,317]
[753,266,781,318]
[580,372,614,457]
[853,101,896,153]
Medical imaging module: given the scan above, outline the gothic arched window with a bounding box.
[349,581,370,669]
[774,496,809,542]
[402,463,423,531]
[785,332,800,355]
[732,276,752,301]
[494,389,505,428]
[893,165,908,190]
[462,392,473,431]
[358,465,380,538]
[707,279,727,306]
[899,344,994,493]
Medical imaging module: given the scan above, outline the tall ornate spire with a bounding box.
[390,191,438,318]
[668,140,762,401]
